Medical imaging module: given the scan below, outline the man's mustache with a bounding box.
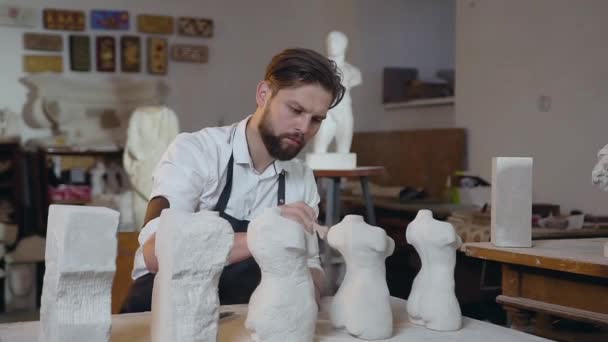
[281,132,304,145]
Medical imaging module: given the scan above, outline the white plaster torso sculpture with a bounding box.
[151,209,234,342]
[39,205,119,342]
[327,215,395,340]
[313,31,362,154]
[123,106,179,229]
[592,143,608,191]
[245,207,317,342]
[406,209,462,331]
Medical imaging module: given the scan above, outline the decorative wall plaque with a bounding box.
[177,17,213,37]
[137,15,173,34]
[24,33,63,51]
[24,55,63,73]
[91,10,129,30]
[43,9,85,31]
[121,36,141,73]
[96,36,116,72]
[171,44,208,63]
[0,5,36,27]
[70,35,91,72]
[147,37,168,75]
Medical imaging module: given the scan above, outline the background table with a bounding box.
[313,166,384,226]
[462,238,608,339]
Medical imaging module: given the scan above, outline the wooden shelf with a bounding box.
[384,96,454,109]
[51,199,89,205]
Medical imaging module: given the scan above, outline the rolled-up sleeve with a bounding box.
[149,133,207,213]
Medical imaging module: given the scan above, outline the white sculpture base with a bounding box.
[305,153,356,170]
[604,241,608,257]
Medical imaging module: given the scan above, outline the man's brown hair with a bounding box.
[264,48,345,109]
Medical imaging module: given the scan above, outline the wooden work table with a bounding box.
[462,238,608,339]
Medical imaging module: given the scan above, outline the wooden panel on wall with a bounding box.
[177,17,213,37]
[43,9,85,31]
[121,36,141,72]
[350,128,466,199]
[171,44,208,63]
[147,37,167,75]
[96,36,116,72]
[23,33,63,51]
[137,14,173,34]
[69,35,91,72]
[91,10,129,30]
[23,55,63,73]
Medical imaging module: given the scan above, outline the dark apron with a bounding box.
[121,153,285,313]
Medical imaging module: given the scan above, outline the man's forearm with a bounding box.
[143,233,159,273]
[310,266,326,305]
[228,232,251,264]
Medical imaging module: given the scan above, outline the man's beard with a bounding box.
[259,109,305,161]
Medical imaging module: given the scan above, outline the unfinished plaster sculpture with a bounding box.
[123,106,179,229]
[592,144,608,191]
[39,205,119,342]
[491,157,533,247]
[151,209,233,342]
[307,31,361,170]
[328,215,395,340]
[406,209,462,331]
[245,207,317,342]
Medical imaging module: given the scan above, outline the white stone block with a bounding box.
[491,157,533,247]
[328,215,395,340]
[39,205,120,342]
[245,207,317,342]
[151,209,234,342]
[305,153,356,170]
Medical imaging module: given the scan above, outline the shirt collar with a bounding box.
[232,115,289,176]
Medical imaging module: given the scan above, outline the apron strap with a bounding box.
[214,154,234,213]
[277,170,286,206]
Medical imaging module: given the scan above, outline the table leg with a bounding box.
[360,176,376,225]
[504,306,534,333]
[332,177,341,225]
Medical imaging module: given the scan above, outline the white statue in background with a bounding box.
[328,215,395,340]
[313,31,362,154]
[406,210,462,332]
[123,106,179,229]
[245,207,317,342]
[592,143,608,191]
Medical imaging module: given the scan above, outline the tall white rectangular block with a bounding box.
[491,157,533,247]
[151,209,233,342]
[39,205,120,342]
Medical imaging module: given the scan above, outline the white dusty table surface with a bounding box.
[0,297,552,341]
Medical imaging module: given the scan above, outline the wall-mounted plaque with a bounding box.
[43,9,85,31]
[121,36,141,72]
[137,15,173,34]
[24,55,63,73]
[171,44,208,63]
[96,36,116,72]
[177,17,213,37]
[91,10,129,30]
[70,35,91,72]
[24,33,63,51]
[147,37,168,75]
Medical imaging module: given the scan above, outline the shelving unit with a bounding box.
[0,140,23,312]
[383,96,454,109]
[30,146,124,236]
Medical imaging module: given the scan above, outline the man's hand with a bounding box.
[279,201,316,233]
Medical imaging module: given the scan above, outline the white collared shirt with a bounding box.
[132,116,322,280]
